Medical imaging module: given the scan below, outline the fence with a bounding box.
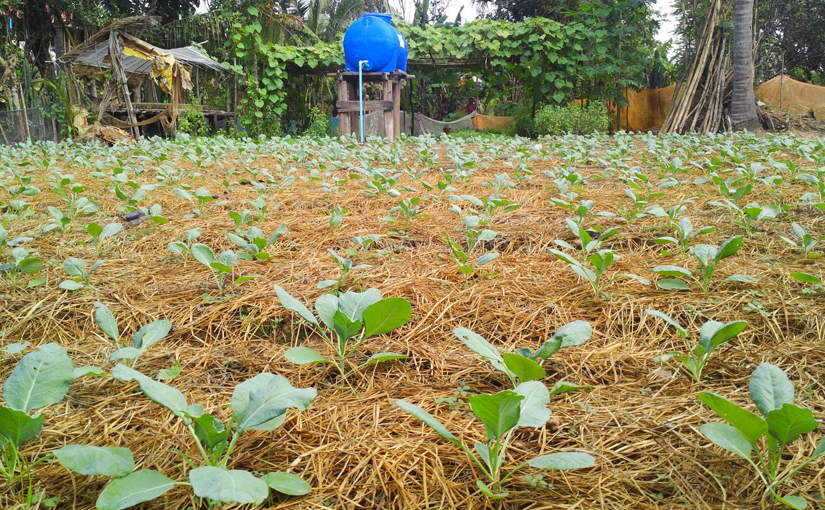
[0,106,61,145]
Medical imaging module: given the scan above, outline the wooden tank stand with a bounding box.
[330,70,414,142]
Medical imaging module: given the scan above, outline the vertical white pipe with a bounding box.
[359,60,368,143]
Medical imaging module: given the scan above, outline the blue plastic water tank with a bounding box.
[343,13,408,73]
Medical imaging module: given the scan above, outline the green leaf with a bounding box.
[651,265,693,278]
[724,274,757,283]
[3,343,74,413]
[362,298,412,337]
[536,320,592,359]
[96,470,176,510]
[260,472,312,496]
[774,494,807,510]
[26,276,46,288]
[657,278,690,290]
[477,252,500,265]
[548,380,590,396]
[716,236,744,261]
[645,309,687,339]
[190,467,269,504]
[94,302,119,342]
[156,360,182,381]
[698,392,766,445]
[274,285,318,326]
[193,414,229,451]
[332,310,362,342]
[59,280,85,291]
[469,390,524,441]
[112,364,198,419]
[704,321,747,350]
[750,363,794,416]
[18,258,42,274]
[528,451,595,470]
[476,479,508,499]
[232,373,316,431]
[190,243,216,267]
[514,381,551,428]
[73,366,106,378]
[132,320,173,350]
[54,445,134,477]
[314,293,339,328]
[0,406,44,446]
[501,353,545,382]
[766,403,820,445]
[363,352,407,365]
[337,288,382,322]
[453,327,507,373]
[700,422,753,460]
[2,342,30,354]
[109,347,143,361]
[63,257,86,276]
[394,400,460,446]
[285,346,329,366]
[790,272,822,284]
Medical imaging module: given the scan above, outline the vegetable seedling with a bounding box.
[65,365,317,509]
[645,309,747,382]
[59,257,104,291]
[278,286,411,384]
[190,244,259,294]
[651,236,755,291]
[396,389,594,500]
[698,363,824,509]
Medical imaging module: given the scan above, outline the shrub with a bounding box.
[534,101,611,136]
[306,106,335,137]
[178,102,210,137]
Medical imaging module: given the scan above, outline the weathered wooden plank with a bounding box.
[336,100,394,113]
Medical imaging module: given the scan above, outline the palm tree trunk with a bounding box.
[730,0,762,131]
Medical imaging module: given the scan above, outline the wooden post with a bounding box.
[337,74,351,137]
[109,30,138,138]
[348,81,359,140]
[383,79,394,142]
[392,76,402,141]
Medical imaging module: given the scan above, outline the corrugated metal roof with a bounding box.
[66,41,228,75]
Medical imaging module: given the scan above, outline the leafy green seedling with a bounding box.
[780,223,823,259]
[228,210,254,230]
[346,235,380,260]
[381,197,428,235]
[654,217,715,255]
[250,196,270,221]
[86,223,122,255]
[554,219,621,257]
[651,236,754,291]
[0,343,103,499]
[190,244,259,294]
[550,248,649,295]
[278,286,411,384]
[317,249,371,292]
[325,205,347,229]
[444,237,499,287]
[93,302,173,363]
[699,363,824,509]
[790,272,825,295]
[167,228,202,258]
[1,247,44,290]
[59,257,104,291]
[174,188,215,217]
[68,365,316,509]
[645,309,747,382]
[396,389,594,500]
[228,224,287,260]
[454,321,592,394]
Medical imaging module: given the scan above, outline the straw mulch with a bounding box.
[1,134,824,510]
